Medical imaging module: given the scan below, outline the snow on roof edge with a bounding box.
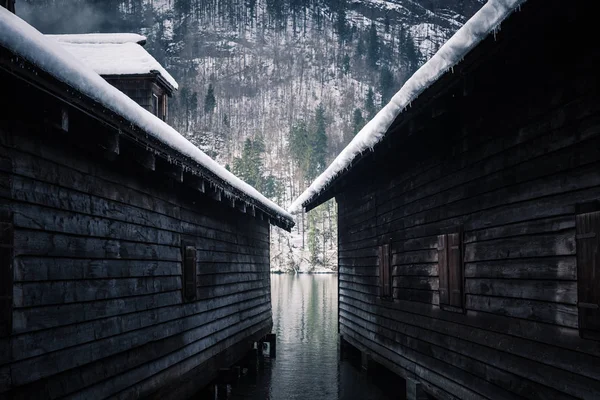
[47,33,147,45]
[0,9,293,225]
[288,0,527,214]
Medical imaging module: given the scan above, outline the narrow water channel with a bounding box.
[224,274,402,400]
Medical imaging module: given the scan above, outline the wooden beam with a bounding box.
[156,156,183,183]
[208,187,222,202]
[120,139,156,171]
[61,107,69,132]
[236,201,247,214]
[183,172,205,193]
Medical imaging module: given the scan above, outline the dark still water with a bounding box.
[227,274,401,400]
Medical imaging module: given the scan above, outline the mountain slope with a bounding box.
[20,0,484,271]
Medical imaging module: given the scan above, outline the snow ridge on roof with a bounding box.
[57,41,179,90]
[0,9,293,224]
[289,0,526,214]
[46,33,147,45]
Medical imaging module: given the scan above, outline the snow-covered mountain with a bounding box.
[19,0,484,272]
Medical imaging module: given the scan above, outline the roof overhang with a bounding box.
[0,45,294,231]
[102,71,177,96]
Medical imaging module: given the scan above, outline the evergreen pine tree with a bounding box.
[203,83,216,114]
[342,54,351,75]
[379,66,395,106]
[308,104,328,181]
[365,87,376,119]
[336,0,348,44]
[352,108,364,135]
[367,22,379,68]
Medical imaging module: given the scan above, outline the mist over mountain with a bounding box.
[20,0,484,271]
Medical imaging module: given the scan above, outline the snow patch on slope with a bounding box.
[289,0,526,213]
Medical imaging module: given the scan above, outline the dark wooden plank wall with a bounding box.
[0,124,272,399]
[337,4,600,400]
[105,78,167,117]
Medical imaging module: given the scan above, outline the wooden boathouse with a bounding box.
[294,0,600,399]
[0,5,293,399]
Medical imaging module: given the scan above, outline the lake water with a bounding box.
[223,273,402,400]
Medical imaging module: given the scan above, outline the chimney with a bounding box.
[1,0,15,13]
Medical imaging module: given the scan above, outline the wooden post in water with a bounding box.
[361,351,373,372]
[338,334,349,359]
[266,333,276,358]
[405,377,428,400]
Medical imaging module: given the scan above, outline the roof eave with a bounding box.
[1,46,293,231]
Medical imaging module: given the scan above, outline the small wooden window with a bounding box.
[0,211,13,337]
[438,232,463,309]
[576,211,600,339]
[379,243,392,299]
[182,243,197,301]
[152,94,159,117]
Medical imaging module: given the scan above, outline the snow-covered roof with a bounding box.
[46,33,147,45]
[50,39,178,91]
[0,8,293,227]
[289,0,526,213]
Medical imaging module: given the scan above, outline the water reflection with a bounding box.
[227,274,401,400]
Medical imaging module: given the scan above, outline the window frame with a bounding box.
[438,229,464,312]
[182,241,197,302]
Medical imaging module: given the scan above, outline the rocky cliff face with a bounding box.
[20,0,484,271]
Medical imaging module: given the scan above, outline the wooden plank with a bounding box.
[339,288,600,358]
[341,294,600,383]
[464,231,575,263]
[4,145,267,242]
[464,215,575,244]
[340,304,587,399]
[110,319,271,400]
[14,258,181,282]
[13,276,182,308]
[13,230,181,261]
[466,295,578,328]
[10,308,272,396]
[12,203,180,247]
[464,256,576,280]
[340,317,517,400]
[466,279,577,304]
[11,289,270,359]
[11,291,181,334]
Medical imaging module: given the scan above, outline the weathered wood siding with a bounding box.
[105,77,168,120]
[337,3,600,400]
[0,120,271,398]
